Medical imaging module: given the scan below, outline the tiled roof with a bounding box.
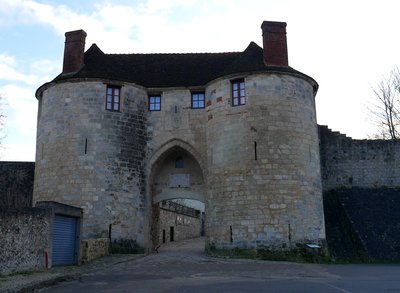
[52,42,316,88]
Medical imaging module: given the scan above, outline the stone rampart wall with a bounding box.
[0,208,51,275]
[319,125,400,190]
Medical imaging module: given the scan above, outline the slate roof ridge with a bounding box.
[85,42,253,57]
[100,50,242,57]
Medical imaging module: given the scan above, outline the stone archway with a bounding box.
[149,139,206,178]
[148,141,206,249]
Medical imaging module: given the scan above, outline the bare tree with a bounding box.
[368,67,400,139]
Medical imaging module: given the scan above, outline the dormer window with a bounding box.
[232,79,246,106]
[106,85,121,111]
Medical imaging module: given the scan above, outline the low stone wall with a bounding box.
[81,238,109,263]
[0,208,51,275]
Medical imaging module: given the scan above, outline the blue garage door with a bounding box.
[53,215,78,266]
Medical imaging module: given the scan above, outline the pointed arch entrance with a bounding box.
[148,140,206,249]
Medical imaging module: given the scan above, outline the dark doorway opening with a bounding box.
[163,229,166,243]
[170,226,174,242]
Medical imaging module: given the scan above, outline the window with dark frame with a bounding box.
[149,95,161,111]
[106,85,121,111]
[191,92,205,109]
[232,79,246,106]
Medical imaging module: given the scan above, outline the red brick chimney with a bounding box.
[261,21,288,66]
[62,29,87,74]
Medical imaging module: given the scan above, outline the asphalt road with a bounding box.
[39,237,400,293]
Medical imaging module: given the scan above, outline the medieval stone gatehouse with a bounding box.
[33,21,326,253]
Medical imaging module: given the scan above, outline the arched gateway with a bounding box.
[33,21,326,260]
[148,141,206,247]
[149,140,206,204]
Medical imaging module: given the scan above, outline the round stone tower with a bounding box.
[33,30,150,244]
[204,21,325,252]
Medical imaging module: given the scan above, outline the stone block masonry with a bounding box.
[16,19,400,266]
[33,21,327,257]
[319,125,400,190]
[157,207,202,245]
[33,72,326,254]
[34,81,149,244]
[205,73,325,250]
[320,126,400,261]
[81,238,109,263]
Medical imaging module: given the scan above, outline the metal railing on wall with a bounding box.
[160,200,200,218]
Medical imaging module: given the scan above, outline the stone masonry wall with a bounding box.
[150,151,205,204]
[157,207,201,245]
[205,73,325,250]
[35,73,326,252]
[319,126,400,261]
[319,125,400,190]
[146,89,207,165]
[0,208,51,275]
[0,162,35,209]
[146,88,207,248]
[326,188,400,261]
[81,238,109,264]
[34,80,149,245]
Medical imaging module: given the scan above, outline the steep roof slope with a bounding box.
[52,42,314,88]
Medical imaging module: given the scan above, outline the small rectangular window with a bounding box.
[149,95,161,111]
[232,79,246,106]
[191,92,205,109]
[106,85,121,111]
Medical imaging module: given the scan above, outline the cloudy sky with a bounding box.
[1,0,400,161]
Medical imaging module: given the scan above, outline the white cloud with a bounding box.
[0,65,56,164]
[0,55,48,157]
[0,54,16,66]
[0,140,35,161]
[137,0,197,14]
[0,84,37,135]
[0,83,37,162]
[0,0,263,53]
[0,53,58,87]
[0,0,32,27]
[0,54,32,85]
[29,59,60,79]
[1,0,400,145]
